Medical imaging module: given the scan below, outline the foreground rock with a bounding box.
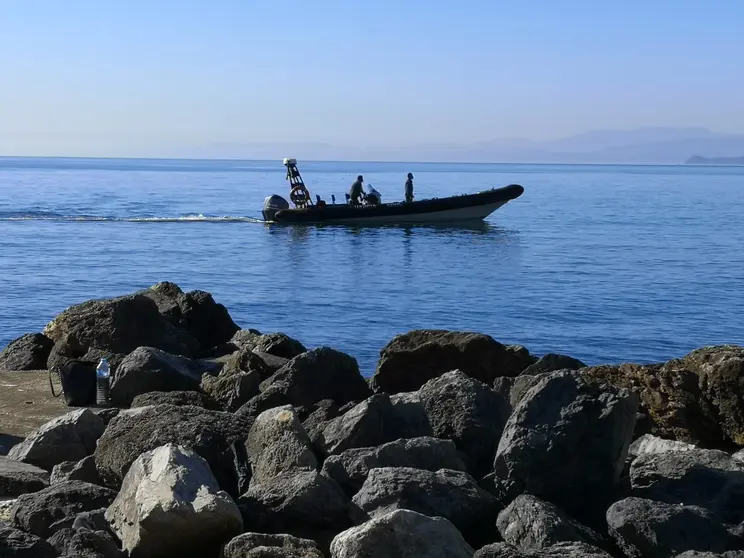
[493,370,638,527]
[351,466,500,547]
[496,494,609,551]
[0,457,49,497]
[322,436,467,496]
[371,330,530,394]
[7,409,104,471]
[607,497,744,558]
[0,524,58,558]
[50,455,102,486]
[130,389,221,410]
[94,404,251,498]
[419,370,509,477]
[10,480,116,538]
[475,542,614,557]
[106,443,243,558]
[222,533,324,558]
[0,333,54,371]
[629,448,744,524]
[330,508,474,558]
[48,527,122,558]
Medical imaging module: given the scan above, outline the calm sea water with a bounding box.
[1,157,743,376]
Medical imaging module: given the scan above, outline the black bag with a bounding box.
[49,359,97,407]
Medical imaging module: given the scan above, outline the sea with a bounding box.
[1,157,743,376]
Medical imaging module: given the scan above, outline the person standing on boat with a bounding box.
[349,175,365,205]
[405,172,414,202]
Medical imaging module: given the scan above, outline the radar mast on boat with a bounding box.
[283,158,312,208]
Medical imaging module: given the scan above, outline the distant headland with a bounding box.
[685,155,744,165]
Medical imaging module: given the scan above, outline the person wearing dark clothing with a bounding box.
[405,172,414,202]
[349,175,365,205]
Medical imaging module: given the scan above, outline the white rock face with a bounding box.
[105,443,243,558]
[628,434,698,460]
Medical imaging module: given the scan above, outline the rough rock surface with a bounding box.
[222,533,325,558]
[219,347,273,380]
[48,527,123,558]
[607,497,744,558]
[496,494,609,551]
[419,370,509,477]
[0,333,54,371]
[330,509,474,558]
[522,353,587,375]
[351,466,500,547]
[252,332,308,360]
[301,399,353,450]
[106,443,243,558]
[0,457,49,497]
[130,389,221,410]
[627,434,699,460]
[235,383,293,421]
[109,346,210,407]
[201,370,261,412]
[7,409,104,471]
[94,404,251,498]
[474,541,614,557]
[629,448,744,524]
[493,370,638,526]
[0,524,58,558]
[247,405,318,485]
[371,329,529,394]
[10,480,116,538]
[50,455,102,486]
[388,391,434,438]
[260,347,371,408]
[322,436,467,496]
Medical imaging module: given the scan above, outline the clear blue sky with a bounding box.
[1,0,742,157]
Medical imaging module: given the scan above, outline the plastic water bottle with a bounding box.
[96,357,110,406]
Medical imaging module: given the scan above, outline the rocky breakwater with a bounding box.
[1,282,744,557]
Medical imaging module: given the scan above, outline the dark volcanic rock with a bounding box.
[201,370,261,412]
[7,409,104,472]
[10,480,116,538]
[322,437,467,496]
[330,508,474,558]
[222,533,325,558]
[351,466,500,547]
[0,457,49,497]
[94,404,251,498]
[253,333,308,360]
[48,527,123,558]
[301,399,351,450]
[50,456,102,486]
[260,347,371,408]
[493,370,638,527]
[388,391,434,439]
[522,353,587,375]
[0,524,58,558]
[0,333,54,371]
[474,541,614,557]
[46,333,127,371]
[235,383,293,421]
[496,494,609,551]
[109,346,210,407]
[221,347,273,380]
[371,329,529,394]
[230,329,264,349]
[607,497,744,558]
[130,389,221,410]
[42,293,199,361]
[629,448,744,524]
[419,370,509,477]
[255,351,290,374]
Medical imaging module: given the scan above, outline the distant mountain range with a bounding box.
[183,127,744,164]
[685,155,744,165]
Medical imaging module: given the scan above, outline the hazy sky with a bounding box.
[1,0,743,157]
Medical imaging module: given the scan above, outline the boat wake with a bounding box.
[0,212,265,223]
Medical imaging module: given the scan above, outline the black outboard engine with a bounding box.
[262,194,289,222]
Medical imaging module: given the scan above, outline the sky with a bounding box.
[1,0,743,158]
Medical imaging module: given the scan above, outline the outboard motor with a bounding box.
[262,194,289,222]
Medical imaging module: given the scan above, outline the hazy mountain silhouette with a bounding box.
[184,127,744,164]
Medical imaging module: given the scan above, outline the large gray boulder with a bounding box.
[48,527,123,558]
[50,455,102,486]
[219,346,273,380]
[351,466,500,547]
[330,509,474,558]
[0,333,54,371]
[252,332,308,360]
[496,495,609,551]
[419,370,510,477]
[130,389,221,410]
[322,436,467,496]
[388,391,434,438]
[607,497,744,558]
[629,448,744,524]
[7,409,104,472]
[474,542,614,557]
[627,434,699,461]
[106,443,243,558]
[371,329,529,394]
[94,404,251,498]
[246,405,318,486]
[222,533,325,558]
[10,480,116,538]
[0,457,49,497]
[235,383,293,422]
[522,353,587,376]
[493,370,638,526]
[109,346,210,407]
[259,347,371,408]
[0,524,58,558]
[201,370,261,412]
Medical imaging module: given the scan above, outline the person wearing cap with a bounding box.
[349,174,365,205]
[405,172,414,202]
